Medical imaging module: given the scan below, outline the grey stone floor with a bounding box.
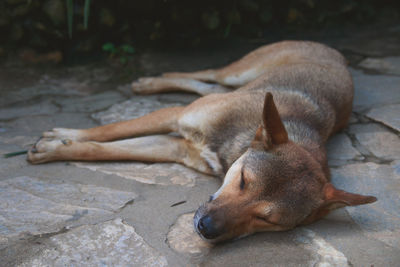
[1,32,400,266]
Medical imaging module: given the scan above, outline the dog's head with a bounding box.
[194,93,376,242]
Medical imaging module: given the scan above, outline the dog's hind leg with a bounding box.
[162,69,217,82]
[132,77,230,96]
[42,106,184,142]
[28,135,214,174]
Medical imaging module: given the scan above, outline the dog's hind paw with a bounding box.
[131,77,153,94]
[131,77,169,94]
[27,138,70,164]
[42,128,84,141]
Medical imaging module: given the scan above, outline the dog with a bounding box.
[28,41,377,243]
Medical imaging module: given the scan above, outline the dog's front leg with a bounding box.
[27,135,214,174]
[42,106,184,142]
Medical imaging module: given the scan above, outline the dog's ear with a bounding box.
[321,183,377,210]
[251,125,271,150]
[302,183,377,225]
[251,93,288,150]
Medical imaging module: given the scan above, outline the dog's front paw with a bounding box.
[42,128,85,141]
[27,138,71,164]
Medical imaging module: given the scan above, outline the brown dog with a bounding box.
[28,41,377,242]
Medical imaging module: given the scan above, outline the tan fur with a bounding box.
[28,41,376,242]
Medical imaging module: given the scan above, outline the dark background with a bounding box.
[1,0,399,64]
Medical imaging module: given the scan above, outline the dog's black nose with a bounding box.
[197,215,220,239]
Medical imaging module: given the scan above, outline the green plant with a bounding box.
[66,0,91,38]
[102,43,135,64]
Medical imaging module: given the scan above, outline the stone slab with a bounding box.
[366,104,400,132]
[331,162,400,248]
[4,112,98,136]
[348,113,359,124]
[54,91,126,113]
[0,100,59,120]
[294,228,349,267]
[0,144,29,179]
[326,133,363,166]
[74,162,200,187]
[167,213,211,255]
[350,68,400,111]
[358,57,400,75]
[334,33,400,57]
[0,83,86,107]
[167,213,350,266]
[0,134,37,148]
[19,219,168,267]
[349,123,400,160]
[0,176,136,238]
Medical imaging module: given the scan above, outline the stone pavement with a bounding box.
[1,36,400,266]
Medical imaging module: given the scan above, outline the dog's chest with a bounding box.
[178,104,260,174]
[178,111,225,174]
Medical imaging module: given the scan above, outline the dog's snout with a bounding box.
[197,215,209,231]
[197,215,220,239]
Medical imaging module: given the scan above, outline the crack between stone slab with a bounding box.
[354,106,400,132]
[50,98,63,110]
[342,129,395,167]
[7,183,121,214]
[362,115,400,135]
[117,218,169,259]
[0,225,71,266]
[29,226,71,240]
[84,113,102,125]
[117,199,135,212]
[367,119,400,134]
[343,112,400,164]
[342,129,394,166]
[117,86,134,98]
[164,210,197,250]
[29,217,124,242]
[7,216,121,258]
[0,192,131,263]
[352,64,400,77]
[353,111,400,135]
[164,221,177,250]
[354,101,400,117]
[85,100,128,114]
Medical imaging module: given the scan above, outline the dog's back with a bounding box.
[178,41,353,173]
[238,41,353,137]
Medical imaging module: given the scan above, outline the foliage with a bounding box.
[66,0,91,38]
[0,0,398,59]
[102,43,135,64]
